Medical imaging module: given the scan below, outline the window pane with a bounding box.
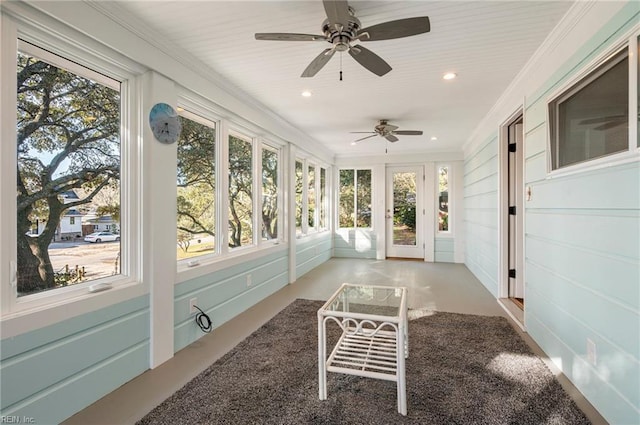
[228,135,253,248]
[392,171,416,245]
[356,170,372,228]
[16,50,121,296]
[551,51,628,169]
[262,148,278,240]
[320,167,327,229]
[295,160,303,234]
[176,115,215,260]
[339,169,355,228]
[438,166,449,232]
[308,164,316,229]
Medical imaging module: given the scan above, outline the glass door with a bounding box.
[386,166,424,259]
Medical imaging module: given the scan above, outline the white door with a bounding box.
[507,119,525,300]
[386,166,424,259]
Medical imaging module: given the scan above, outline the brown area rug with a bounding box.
[138,299,590,424]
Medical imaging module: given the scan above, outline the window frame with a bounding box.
[1,20,142,317]
[338,167,373,229]
[436,164,451,235]
[319,166,328,231]
[175,105,220,266]
[546,29,640,177]
[226,128,257,251]
[260,141,282,245]
[307,162,317,233]
[293,157,330,237]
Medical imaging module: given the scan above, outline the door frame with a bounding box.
[499,108,525,325]
[385,165,425,259]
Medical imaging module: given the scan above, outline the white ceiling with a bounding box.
[98,0,574,157]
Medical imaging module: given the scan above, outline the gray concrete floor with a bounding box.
[63,258,606,425]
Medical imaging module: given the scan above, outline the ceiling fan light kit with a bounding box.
[255,0,430,78]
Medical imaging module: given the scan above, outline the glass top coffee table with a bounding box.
[317,283,408,415]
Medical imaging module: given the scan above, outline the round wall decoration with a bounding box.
[149,102,181,144]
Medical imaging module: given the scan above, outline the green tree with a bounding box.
[295,160,303,231]
[177,116,215,243]
[393,172,416,231]
[16,52,120,295]
[339,169,355,227]
[261,149,278,239]
[228,135,252,247]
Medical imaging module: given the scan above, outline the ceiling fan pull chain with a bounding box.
[339,52,343,81]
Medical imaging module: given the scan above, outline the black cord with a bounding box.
[193,306,213,333]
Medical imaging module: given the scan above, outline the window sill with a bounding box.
[176,242,287,284]
[1,279,146,338]
[296,229,331,240]
[547,148,639,179]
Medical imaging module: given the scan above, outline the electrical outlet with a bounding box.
[586,338,597,365]
[189,297,198,314]
[246,274,252,287]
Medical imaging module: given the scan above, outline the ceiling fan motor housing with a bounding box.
[322,15,361,51]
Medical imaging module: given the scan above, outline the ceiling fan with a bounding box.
[578,114,637,131]
[254,0,430,78]
[351,120,424,144]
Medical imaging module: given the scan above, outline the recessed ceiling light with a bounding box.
[301,90,312,97]
[443,72,457,80]
[431,136,438,141]
[350,141,357,146]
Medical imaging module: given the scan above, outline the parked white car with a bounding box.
[84,231,120,243]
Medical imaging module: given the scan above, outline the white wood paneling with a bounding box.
[92,0,573,157]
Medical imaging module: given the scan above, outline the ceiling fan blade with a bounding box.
[301,48,336,78]
[594,121,625,131]
[354,134,379,143]
[393,130,423,135]
[385,134,399,143]
[323,0,351,30]
[359,17,430,41]
[255,33,326,42]
[348,45,392,76]
[579,115,625,125]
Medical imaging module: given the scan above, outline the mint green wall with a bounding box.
[434,238,455,263]
[463,134,500,296]
[174,236,332,352]
[464,3,640,423]
[333,229,377,259]
[523,5,639,423]
[296,233,332,278]
[0,296,149,424]
[174,250,289,352]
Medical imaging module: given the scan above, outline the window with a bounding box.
[637,35,639,148]
[295,160,303,234]
[228,133,253,248]
[261,146,278,240]
[319,167,327,230]
[339,169,372,228]
[438,166,449,232]
[308,163,316,230]
[16,42,121,296]
[176,112,216,260]
[549,48,630,169]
